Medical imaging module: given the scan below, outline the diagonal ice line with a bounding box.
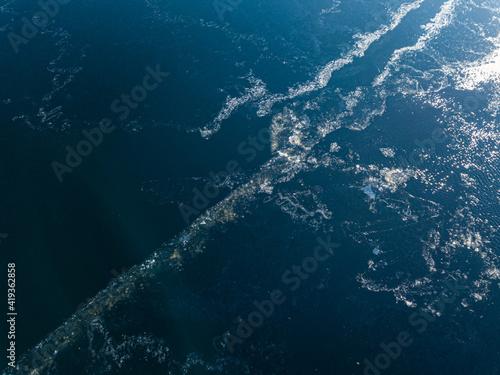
[13,2,440,374]
[11,90,389,372]
[16,104,349,373]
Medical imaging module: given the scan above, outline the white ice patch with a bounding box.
[379,168,414,193]
[259,179,274,194]
[330,142,341,153]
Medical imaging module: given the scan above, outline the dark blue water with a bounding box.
[1,0,500,374]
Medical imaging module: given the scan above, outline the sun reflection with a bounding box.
[458,36,500,89]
